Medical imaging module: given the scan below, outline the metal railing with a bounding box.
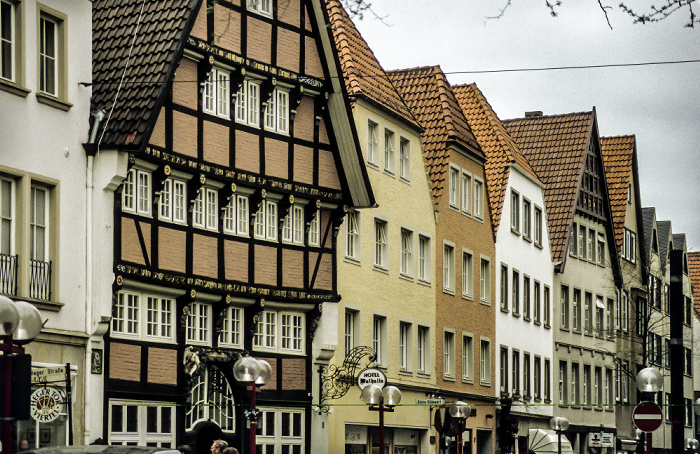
[0,253,17,296]
[29,259,52,301]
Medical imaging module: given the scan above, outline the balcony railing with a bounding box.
[0,253,17,296]
[29,259,52,301]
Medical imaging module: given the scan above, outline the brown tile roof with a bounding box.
[689,251,700,318]
[92,0,201,148]
[324,0,419,129]
[503,112,594,264]
[601,135,635,255]
[387,66,483,205]
[453,83,540,233]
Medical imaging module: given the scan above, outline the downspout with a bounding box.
[84,110,105,445]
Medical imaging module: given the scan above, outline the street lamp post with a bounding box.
[636,367,664,454]
[687,438,699,453]
[361,384,401,454]
[449,401,471,454]
[233,356,271,454]
[549,416,569,454]
[0,296,42,454]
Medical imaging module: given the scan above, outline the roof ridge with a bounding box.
[502,110,593,123]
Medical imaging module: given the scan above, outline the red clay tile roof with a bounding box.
[453,83,540,234]
[92,0,201,148]
[324,0,419,129]
[601,135,635,255]
[387,66,483,206]
[503,112,594,264]
[688,251,700,318]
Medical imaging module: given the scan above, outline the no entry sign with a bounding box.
[633,401,663,432]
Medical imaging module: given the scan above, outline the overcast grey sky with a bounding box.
[354,0,700,251]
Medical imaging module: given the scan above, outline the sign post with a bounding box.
[633,402,663,454]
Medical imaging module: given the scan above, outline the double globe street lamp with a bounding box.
[0,296,42,454]
[232,356,271,454]
[549,416,569,454]
[360,384,401,454]
[449,401,471,454]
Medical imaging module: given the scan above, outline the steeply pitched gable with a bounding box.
[601,135,635,256]
[453,83,540,234]
[92,0,201,148]
[387,66,483,206]
[324,0,419,130]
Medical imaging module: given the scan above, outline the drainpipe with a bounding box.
[83,110,105,444]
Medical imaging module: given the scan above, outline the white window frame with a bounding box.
[252,309,306,355]
[203,67,230,119]
[223,194,250,237]
[247,0,273,17]
[399,322,411,371]
[113,290,175,343]
[0,177,15,258]
[449,166,460,209]
[307,209,320,247]
[474,178,484,220]
[418,234,431,283]
[374,218,388,269]
[511,190,520,233]
[480,256,491,304]
[417,325,429,375]
[534,205,543,246]
[29,185,49,262]
[264,88,289,134]
[1,0,16,82]
[282,204,305,245]
[480,338,491,385]
[218,305,243,349]
[256,407,305,454]
[523,198,531,239]
[185,365,235,431]
[186,301,211,346]
[345,211,360,260]
[108,400,176,447]
[384,129,396,174]
[193,187,219,231]
[39,15,58,96]
[462,171,472,215]
[344,308,358,356]
[373,315,387,366]
[399,137,410,182]
[443,242,455,293]
[253,199,278,241]
[367,120,379,167]
[399,228,413,277]
[462,249,474,299]
[158,178,187,224]
[443,330,455,379]
[123,168,152,216]
[235,79,261,127]
[462,333,474,382]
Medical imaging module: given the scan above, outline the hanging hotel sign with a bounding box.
[357,368,386,390]
[30,387,64,423]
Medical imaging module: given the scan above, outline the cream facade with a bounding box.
[328,99,437,454]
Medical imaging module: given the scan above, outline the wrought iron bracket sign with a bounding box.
[318,346,376,410]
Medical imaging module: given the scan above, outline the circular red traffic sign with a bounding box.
[633,401,663,432]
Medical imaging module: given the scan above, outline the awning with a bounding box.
[528,429,574,453]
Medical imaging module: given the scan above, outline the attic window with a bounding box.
[578,151,604,218]
[247,0,272,17]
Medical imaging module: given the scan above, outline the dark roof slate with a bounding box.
[387,66,483,205]
[324,0,419,129]
[642,207,656,253]
[657,220,672,269]
[452,83,540,234]
[92,0,201,147]
[502,112,594,264]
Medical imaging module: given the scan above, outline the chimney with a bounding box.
[525,111,543,118]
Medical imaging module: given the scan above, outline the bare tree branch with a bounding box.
[340,0,390,24]
[619,0,699,27]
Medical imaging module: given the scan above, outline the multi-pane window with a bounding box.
[583,365,591,406]
[443,244,455,292]
[500,264,508,311]
[247,0,272,16]
[264,89,289,134]
[512,270,520,315]
[534,206,543,246]
[559,361,567,404]
[597,233,605,265]
[30,186,48,263]
[579,225,586,259]
[109,400,175,447]
[39,16,58,96]
[523,276,531,319]
[418,235,430,282]
[480,258,491,303]
[345,211,360,260]
[113,291,174,342]
[417,326,429,374]
[235,79,261,127]
[561,285,570,329]
[462,334,473,381]
[500,347,509,393]
[253,200,278,241]
[461,171,472,215]
[534,356,541,400]
[622,228,637,263]
[534,281,541,323]
[203,68,230,118]
[0,177,14,295]
[384,130,395,174]
[449,167,459,208]
[400,228,413,277]
[596,296,605,336]
[511,191,520,232]
[480,339,491,384]
[443,332,455,378]
[522,199,531,239]
[374,219,388,268]
[584,292,593,334]
[185,366,235,432]
[256,408,305,454]
[606,298,614,338]
[223,194,250,237]
[367,121,379,166]
[399,322,411,371]
[122,168,152,216]
[512,350,520,396]
[186,302,211,345]
[254,310,305,354]
[594,367,602,406]
[281,313,303,352]
[399,138,410,181]
[544,359,551,402]
[462,251,473,298]
[373,316,386,366]
[588,229,596,262]
[622,291,629,332]
[1,1,15,81]
[544,285,551,327]
[158,179,187,224]
[255,310,278,351]
[281,205,305,245]
[685,347,692,375]
[474,179,484,219]
[523,354,531,398]
[571,363,579,405]
[218,306,242,348]
[572,289,581,331]
[344,309,357,356]
[193,187,218,231]
[307,209,320,247]
[569,222,577,256]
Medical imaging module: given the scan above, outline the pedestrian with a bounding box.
[210,439,227,454]
[222,448,239,454]
[177,445,191,454]
[18,440,29,451]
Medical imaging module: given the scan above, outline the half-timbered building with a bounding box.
[88,1,373,452]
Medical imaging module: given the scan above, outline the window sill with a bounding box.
[26,297,64,313]
[523,316,531,322]
[480,380,491,387]
[36,92,73,111]
[383,169,396,178]
[0,79,31,98]
[462,294,474,302]
[512,312,520,318]
[511,228,521,236]
[373,265,389,275]
[594,406,604,411]
[416,371,431,379]
[399,273,415,283]
[399,176,411,185]
[523,236,532,243]
[560,327,570,332]
[480,299,491,307]
[443,375,456,382]
[366,162,380,171]
[443,288,455,296]
[461,210,473,218]
[462,377,474,385]
[344,256,361,266]
[534,320,541,326]
[544,324,551,330]
[535,242,543,250]
[398,369,413,377]
[500,307,509,314]
[417,278,432,288]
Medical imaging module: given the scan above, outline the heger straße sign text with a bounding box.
[357,368,387,390]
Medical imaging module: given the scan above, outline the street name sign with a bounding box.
[416,398,445,406]
[633,401,663,432]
